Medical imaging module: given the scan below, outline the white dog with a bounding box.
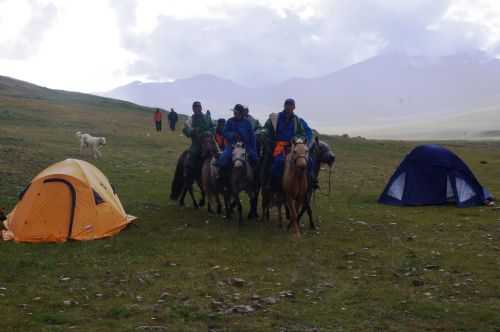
[76,131,107,159]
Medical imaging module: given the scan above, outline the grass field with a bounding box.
[1,78,500,331]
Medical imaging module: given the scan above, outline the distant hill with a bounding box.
[0,75,157,113]
[103,51,500,138]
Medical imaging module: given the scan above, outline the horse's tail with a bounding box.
[170,151,187,200]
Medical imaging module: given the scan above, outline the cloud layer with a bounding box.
[110,0,498,86]
[0,0,57,60]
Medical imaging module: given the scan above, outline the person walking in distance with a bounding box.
[154,109,163,132]
[168,108,178,131]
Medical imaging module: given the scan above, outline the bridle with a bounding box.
[291,141,308,166]
[232,145,248,168]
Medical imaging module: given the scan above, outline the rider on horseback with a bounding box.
[182,101,215,171]
[262,98,316,189]
[214,104,258,173]
[243,106,262,132]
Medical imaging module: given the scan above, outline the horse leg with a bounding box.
[223,190,231,219]
[198,183,206,207]
[307,205,315,230]
[260,192,268,222]
[235,192,243,224]
[286,200,301,237]
[188,186,199,209]
[247,192,258,220]
[278,203,283,229]
[179,187,187,207]
[207,193,214,214]
[216,194,222,215]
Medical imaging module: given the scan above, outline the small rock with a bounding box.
[159,292,170,299]
[211,300,224,309]
[63,300,72,306]
[229,278,245,287]
[251,294,261,301]
[412,279,425,287]
[229,305,254,314]
[320,282,335,288]
[262,296,278,305]
[279,291,295,298]
[424,264,440,270]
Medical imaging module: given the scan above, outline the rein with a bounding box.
[317,165,334,197]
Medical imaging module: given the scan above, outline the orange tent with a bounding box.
[3,159,135,243]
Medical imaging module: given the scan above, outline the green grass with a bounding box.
[2,79,500,331]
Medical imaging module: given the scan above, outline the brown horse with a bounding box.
[282,138,309,236]
[201,134,224,214]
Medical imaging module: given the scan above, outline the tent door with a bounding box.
[42,179,76,240]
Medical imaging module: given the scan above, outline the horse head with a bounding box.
[291,138,309,170]
[313,137,335,167]
[232,142,247,168]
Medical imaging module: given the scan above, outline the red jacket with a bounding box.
[154,111,162,122]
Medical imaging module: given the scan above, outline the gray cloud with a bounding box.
[111,0,493,86]
[0,0,58,60]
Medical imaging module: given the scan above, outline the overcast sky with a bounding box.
[1,0,499,92]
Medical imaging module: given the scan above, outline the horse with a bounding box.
[225,142,258,223]
[201,134,225,215]
[170,134,219,209]
[297,136,336,229]
[282,138,309,237]
[257,132,287,227]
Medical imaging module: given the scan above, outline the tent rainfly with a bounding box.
[379,145,492,207]
[3,159,135,243]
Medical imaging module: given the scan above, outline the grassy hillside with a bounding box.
[2,78,500,331]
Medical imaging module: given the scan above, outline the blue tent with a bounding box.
[379,145,492,207]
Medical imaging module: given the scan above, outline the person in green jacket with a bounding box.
[243,106,262,132]
[182,101,215,169]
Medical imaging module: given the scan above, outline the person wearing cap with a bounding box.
[168,108,178,131]
[215,104,257,171]
[183,101,215,168]
[261,98,307,188]
[243,106,262,132]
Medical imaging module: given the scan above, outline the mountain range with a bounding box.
[102,51,500,138]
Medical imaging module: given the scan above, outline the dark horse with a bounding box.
[225,142,258,223]
[170,134,219,208]
[258,131,286,227]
